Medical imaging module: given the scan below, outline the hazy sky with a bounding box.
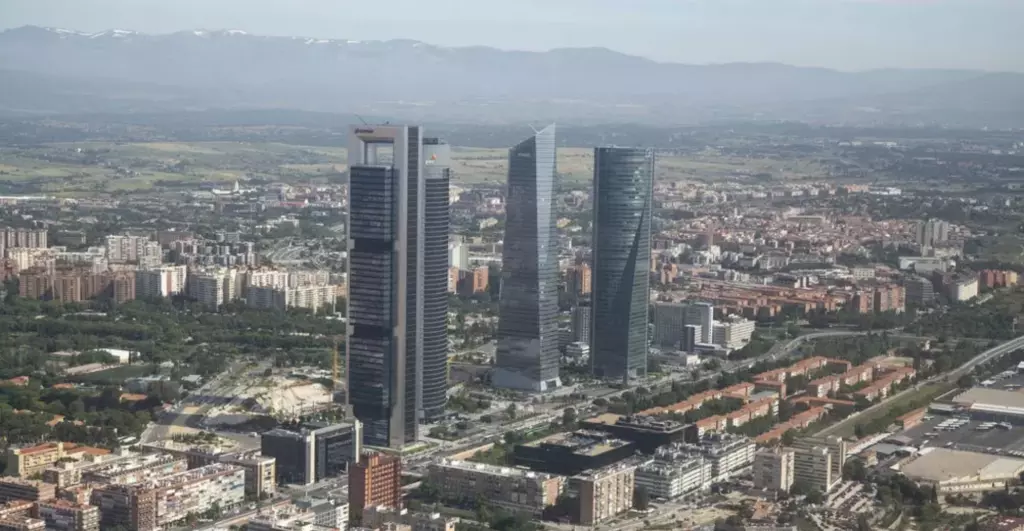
[2,0,1021,71]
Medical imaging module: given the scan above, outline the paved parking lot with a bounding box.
[899,417,1024,456]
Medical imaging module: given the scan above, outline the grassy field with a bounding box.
[0,141,828,194]
[820,381,955,438]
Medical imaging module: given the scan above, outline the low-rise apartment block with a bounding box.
[427,459,561,517]
[35,500,99,531]
[91,463,244,531]
[635,449,711,500]
[0,479,55,504]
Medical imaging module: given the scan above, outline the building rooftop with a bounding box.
[900,449,1024,483]
[954,387,1024,411]
[434,459,554,480]
[143,436,244,457]
[524,430,631,457]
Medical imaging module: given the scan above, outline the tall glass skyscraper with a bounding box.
[590,147,655,383]
[346,125,448,448]
[493,125,562,392]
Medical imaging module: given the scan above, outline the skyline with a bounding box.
[1,0,1021,72]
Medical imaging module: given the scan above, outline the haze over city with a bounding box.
[3,0,1024,71]
[1,2,1024,531]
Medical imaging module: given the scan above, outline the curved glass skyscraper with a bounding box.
[590,147,655,383]
[493,125,562,392]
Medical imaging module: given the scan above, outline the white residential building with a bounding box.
[635,451,712,500]
[135,265,188,298]
[753,448,795,493]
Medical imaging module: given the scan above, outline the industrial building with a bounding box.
[900,449,1024,494]
[952,388,1024,424]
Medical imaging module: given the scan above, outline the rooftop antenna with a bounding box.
[355,114,369,126]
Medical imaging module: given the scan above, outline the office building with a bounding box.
[427,460,562,517]
[793,446,833,494]
[513,431,636,476]
[349,452,401,522]
[35,500,99,531]
[681,325,699,353]
[590,147,654,383]
[792,436,846,488]
[635,450,711,500]
[685,303,715,344]
[653,302,686,349]
[91,463,244,531]
[575,463,635,526]
[135,265,187,298]
[0,479,55,503]
[260,421,361,486]
[346,125,449,448]
[712,315,756,350]
[753,448,795,494]
[580,414,688,452]
[494,125,561,392]
[570,301,592,345]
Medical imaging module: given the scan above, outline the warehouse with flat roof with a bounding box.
[899,448,1024,494]
[952,388,1024,424]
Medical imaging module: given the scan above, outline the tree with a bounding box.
[787,324,801,338]
[505,403,517,420]
[957,374,976,388]
[562,408,577,428]
[633,485,650,511]
[805,488,825,505]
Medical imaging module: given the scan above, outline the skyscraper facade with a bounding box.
[346,125,448,448]
[421,138,451,421]
[493,125,561,392]
[590,147,654,382]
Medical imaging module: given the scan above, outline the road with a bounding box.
[817,334,1024,437]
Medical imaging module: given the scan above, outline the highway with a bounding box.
[817,333,1024,437]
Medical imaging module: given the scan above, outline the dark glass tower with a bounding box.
[347,125,448,448]
[421,138,451,420]
[590,147,654,383]
[493,125,562,392]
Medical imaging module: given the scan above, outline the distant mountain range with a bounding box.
[1,25,1022,127]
